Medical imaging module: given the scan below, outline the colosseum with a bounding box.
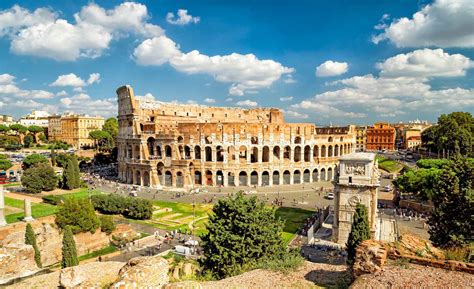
[116,85,356,189]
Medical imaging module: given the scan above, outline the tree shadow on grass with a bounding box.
[304,267,352,289]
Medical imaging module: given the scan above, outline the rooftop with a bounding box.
[339,152,376,162]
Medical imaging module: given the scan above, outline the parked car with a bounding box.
[326,192,335,200]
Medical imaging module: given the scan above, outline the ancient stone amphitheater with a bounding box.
[116,85,356,188]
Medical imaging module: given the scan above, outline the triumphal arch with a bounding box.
[116,85,357,188]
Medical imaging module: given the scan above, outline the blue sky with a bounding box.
[0,0,473,125]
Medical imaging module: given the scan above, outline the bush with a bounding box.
[42,195,65,205]
[55,198,100,234]
[0,156,12,170]
[21,163,58,194]
[99,215,116,234]
[91,194,153,220]
[22,154,48,169]
[256,248,304,274]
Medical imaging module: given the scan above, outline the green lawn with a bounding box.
[58,188,102,199]
[5,197,57,223]
[78,245,118,262]
[4,182,20,187]
[275,207,316,244]
[376,156,404,173]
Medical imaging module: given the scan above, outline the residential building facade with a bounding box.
[48,113,105,149]
[355,126,367,151]
[366,122,396,151]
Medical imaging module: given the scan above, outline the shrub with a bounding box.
[42,195,65,205]
[21,163,58,194]
[91,194,152,220]
[55,198,100,234]
[99,215,116,234]
[256,248,304,274]
[22,154,48,169]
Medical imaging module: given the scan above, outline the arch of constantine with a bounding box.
[116,85,356,189]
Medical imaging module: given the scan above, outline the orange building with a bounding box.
[366,122,396,151]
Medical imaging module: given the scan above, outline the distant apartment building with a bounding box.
[366,122,396,151]
[355,126,367,151]
[0,115,14,126]
[392,120,432,150]
[48,113,105,149]
[19,110,50,135]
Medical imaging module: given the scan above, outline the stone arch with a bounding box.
[262,171,270,186]
[328,136,333,142]
[320,168,326,181]
[184,145,191,159]
[303,169,310,183]
[228,146,236,162]
[327,167,333,181]
[127,145,133,159]
[262,146,270,162]
[143,171,150,186]
[194,145,201,159]
[176,171,184,187]
[334,144,339,156]
[156,145,162,159]
[194,171,202,185]
[135,170,141,185]
[340,145,343,156]
[205,146,213,162]
[164,171,172,186]
[294,170,301,184]
[283,170,291,184]
[165,145,172,158]
[205,170,213,185]
[294,136,302,144]
[304,145,311,162]
[321,145,326,158]
[272,171,280,185]
[313,145,319,159]
[239,146,247,161]
[177,136,184,143]
[312,169,318,182]
[273,146,281,160]
[134,145,141,159]
[328,145,333,157]
[283,146,291,160]
[239,171,248,186]
[216,146,224,162]
[251,147,259,163]
[294,146,301,162]
[250,171,258,185]
[228,172,235,186]
[126,168,133,184]
[216,170,224,186]
[178,145,184,159]
[147,137,155,156]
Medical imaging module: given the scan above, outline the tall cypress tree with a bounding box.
[61,226,79,268]
[71,156,80,188]
[25,223,42,268]
[346,203,370,265]
[63,159,75,189]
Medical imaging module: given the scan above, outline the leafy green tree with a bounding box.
[99,215,116,234]
[27,125,44,143]
[89,130,112,151]
[22,153,48,169]
[55,198,100,234]
[0,154,12,170]
[61,227,78,268]
[346,203,370,265]
[62,157,80,189]
[71,156,80,188]
[200,192,286,278]
[55,153,71,168]
[428,156,473,248]
[25,223,42,268]
[0,124,11,134]
[103,117,118,140]
[9,124,28,144]
[393,168,442,200]
[50,147,56,167]
[21,163,58,193]
[23,135,34,148]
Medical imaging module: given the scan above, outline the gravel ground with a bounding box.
[351,263,474,289]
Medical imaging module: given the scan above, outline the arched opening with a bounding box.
[205,147,213,162]
[157,162,164,183]
[184,145,191,159]
[273,146,280,160]
[283,170,291,184]
[320,168,326,181]
[327,167,333,181]
[143,171,150,186]
[134,145,140,159]
[262,171,269,186]
[216,170,224,186]
[194,171,202,185]
[283,146,291,160]
[262,146,270,162]
[165,145,172,158]
[328,145,333,157]
[147,137,155,156]
[312,169,318,182]
[340,145,344,156]
[334,144,339,157]
[205,170,213,185]
[313,145,319,159]
[250,171,258,185]
[272,171,280,185]
[239,171,248,186]
[227,146,236,162]
[321,145,326,158]
[303,169,310,183]
[135,170,141,185]
[156,145,162,159]
[328,136,333,142]
[294,170,301,184]
[216,146,224,162]
[194,145,201,159]
[239,146,247,162]
[294,146,301,162]
[178,145,184,159]
[294,136,302,144]
[250,136,258,144]
[177,136,184,143]
[304,146,310,162]
[251,147,258,163]
[228,172,235,186]
[126,168,133,184]
[127,145,132,159]
[176,171,184,187]
[164,171,172,186]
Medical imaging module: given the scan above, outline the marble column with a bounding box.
[0,186,7,226]
[23,199,34,222]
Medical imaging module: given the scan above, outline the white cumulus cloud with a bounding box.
[279,96,293,102]
[166,9,200,25]
[87,73,101,85]
[373,0,474,48]
[236,100,258,107]
[204,98,215,104]
[315,60,348,77]
[50,73,86,87]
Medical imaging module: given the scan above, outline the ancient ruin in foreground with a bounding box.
[116,85,356,188]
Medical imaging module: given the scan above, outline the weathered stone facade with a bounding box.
[117,85,356,188]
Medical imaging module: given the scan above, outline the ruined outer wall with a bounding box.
[116,85,357,188]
